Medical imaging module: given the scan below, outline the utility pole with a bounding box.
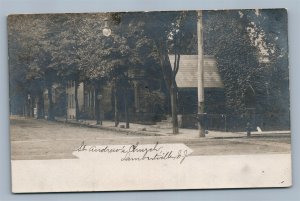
[197,10,205,137]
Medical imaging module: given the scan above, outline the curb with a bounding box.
[54,119,170,137]
[54,118,291,139]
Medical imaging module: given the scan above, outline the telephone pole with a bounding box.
[197,10,205,137]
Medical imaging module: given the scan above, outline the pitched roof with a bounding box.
[169,55,224,88]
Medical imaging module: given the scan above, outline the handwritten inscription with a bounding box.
[74,141,192,164]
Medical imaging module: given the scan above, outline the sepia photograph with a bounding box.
[8,9,291,193]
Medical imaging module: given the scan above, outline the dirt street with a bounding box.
[10,118,291,160]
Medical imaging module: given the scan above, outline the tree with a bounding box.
[204,9,289,130]
[243,9,289,129]
[72,13,131,126]
[204,10,261,115]
[48,14,87,121]
[124,11,196,134]
[167,12,197,134]
[8,15,51,118]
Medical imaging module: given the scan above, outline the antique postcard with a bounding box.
[8,9,291,193]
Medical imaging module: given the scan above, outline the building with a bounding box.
[63,55,225,128]
[66,81,84,119]
[65,67,166,123]
[169,54,225,128]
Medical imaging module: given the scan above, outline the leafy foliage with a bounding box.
[204,10,289,119]
[8,10,289,129]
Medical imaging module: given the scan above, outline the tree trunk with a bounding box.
[124,87,129,128]
[170,80,179,134]
[74,79,80,121]
[155,39,180,134]
[30,95,35,117]
[23,101,26,117]
[47,84,54,121]
[37,91,44,119]
[26,96,30,117]
[64,81,68,121]
[114,86,119,127]
[95,83,101,125]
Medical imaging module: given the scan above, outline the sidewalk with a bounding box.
[54,117,291,139]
